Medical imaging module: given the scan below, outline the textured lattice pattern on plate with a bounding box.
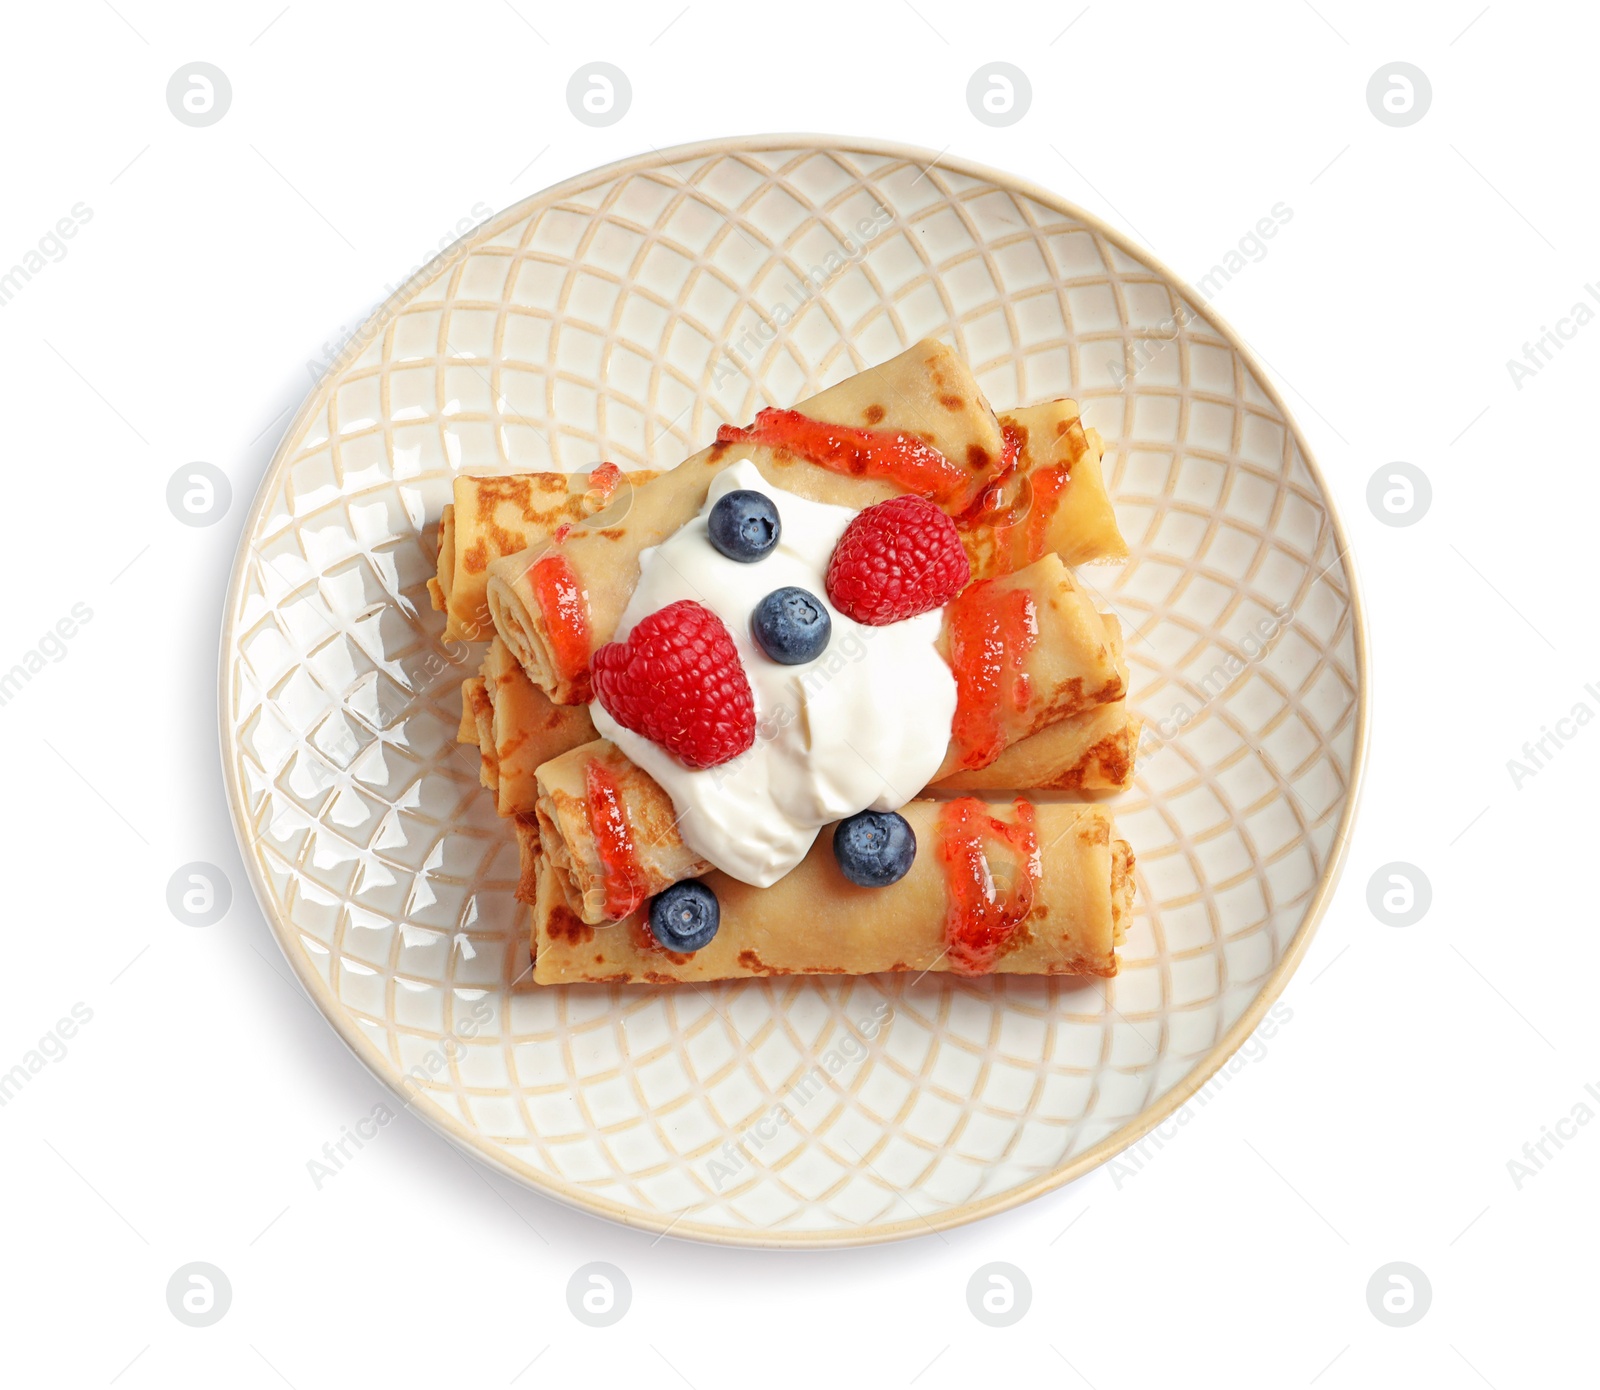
[222,141,1362,1244]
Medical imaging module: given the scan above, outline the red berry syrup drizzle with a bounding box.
[944,577,1039,770]
[950,422,1025,529]
[529,551,593,701]
[587,461,623,500]
[716,408,987,513]
[936,797,1042,976]
[583,757,649,921]
[958,421,1083,577]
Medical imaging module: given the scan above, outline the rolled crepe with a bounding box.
[931,554,1127,778]
[480,638,596,817]
[935,611,1136,790]
[513,813,542,906]
[531,707,1135,927]
[458,677,497,791]
[528,798,1135,984]
[458,647,599,815]
[518,696,1137,921]
[486,339,1012,703]
[535,739,712,923]
[465,672,1138,813]
[468,605,1133,824]
[429,466,657,641]
[962,402,1126,576]
[534,555,1126,923]
[932,702,1140,793]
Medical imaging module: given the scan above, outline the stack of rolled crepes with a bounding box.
[439,339,1140,985]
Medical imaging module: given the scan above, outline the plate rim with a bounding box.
[218,131,1371,1249]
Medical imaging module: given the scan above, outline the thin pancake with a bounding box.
[529,799,1134,984]
[961,401,1126,575]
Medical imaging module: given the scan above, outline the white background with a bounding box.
[0,1,1592,1385]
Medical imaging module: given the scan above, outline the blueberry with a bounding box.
[649,879,720,951]
[708,489,780,562]
[751,586,831,664]
[832,810,916,888]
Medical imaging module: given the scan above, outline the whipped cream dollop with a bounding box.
[590,460,957,887]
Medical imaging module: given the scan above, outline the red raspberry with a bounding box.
[826,495,972,625]
[592,600,755,769]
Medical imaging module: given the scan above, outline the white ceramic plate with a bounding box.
[220,135,1367,1246]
